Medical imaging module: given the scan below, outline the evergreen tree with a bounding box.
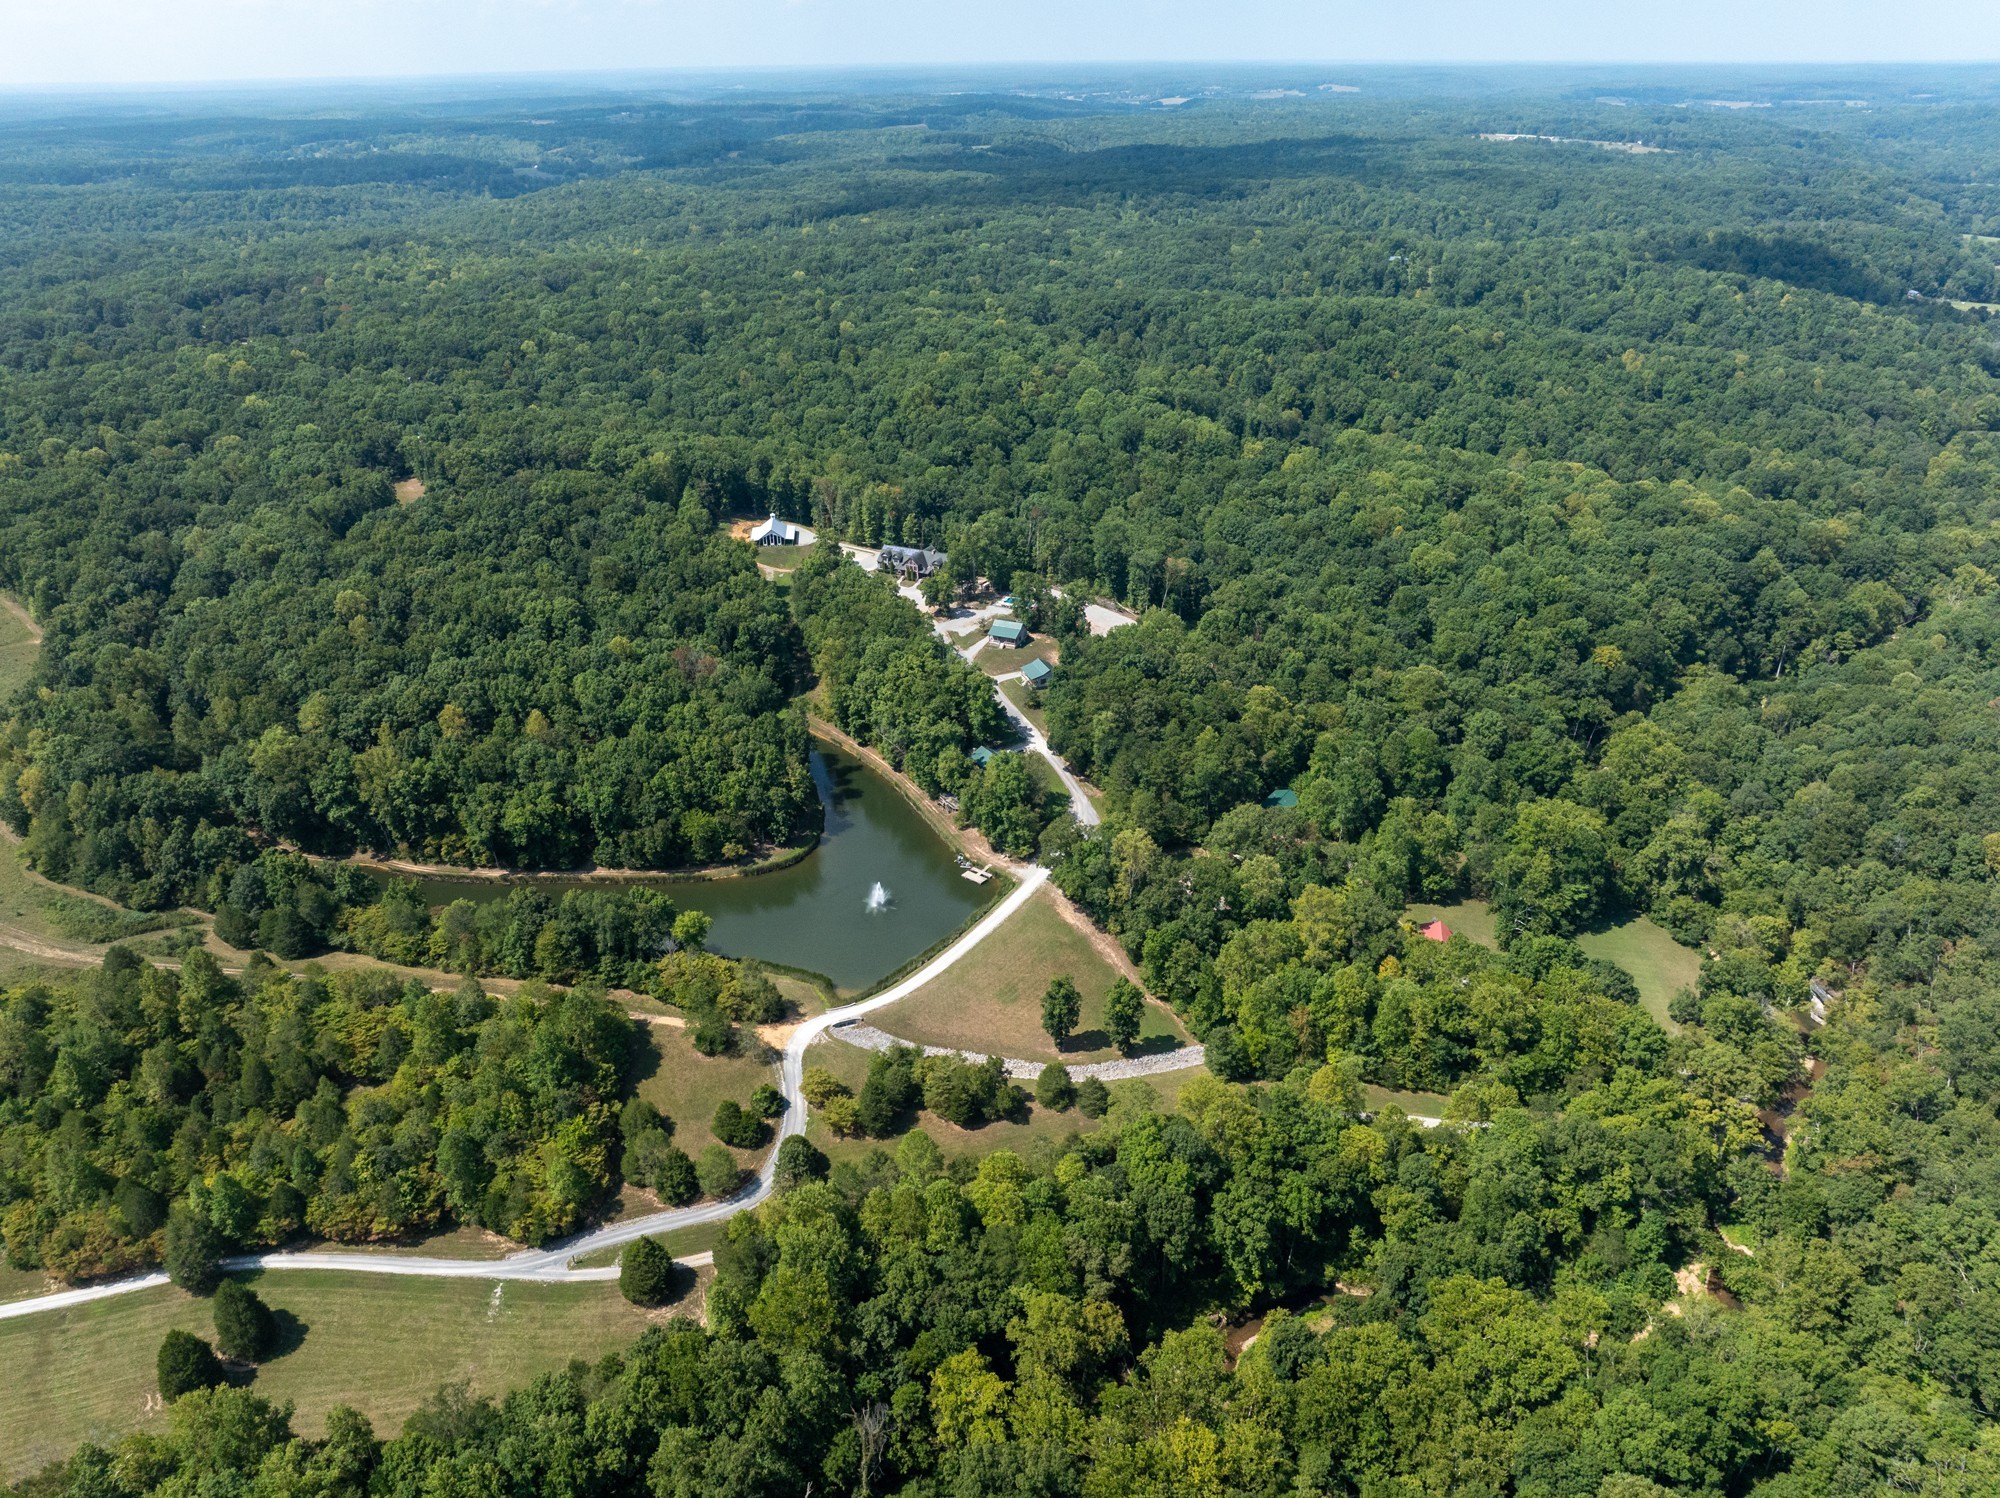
[1075,1076,1111,1119]
[652,1146,699,1207]
[619,1235,677,1307]
[1036,1061,1075,1111]
[212,1280,276,1362]
[774,1135,829,1192]
[156,1330,224,1401]
[163,1203,222,1296]
[696,1146,743,1199]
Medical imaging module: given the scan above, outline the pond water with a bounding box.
[409,741,988,991]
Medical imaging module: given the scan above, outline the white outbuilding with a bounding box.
[749,513,817,546]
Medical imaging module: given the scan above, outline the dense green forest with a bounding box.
[10,65,2000,1494]
[0,951,651,1275]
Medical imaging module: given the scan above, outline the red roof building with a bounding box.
[1418,919,1453,943]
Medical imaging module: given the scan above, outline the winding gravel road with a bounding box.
[0,608,1094,1326]
[0,868,1051,1324]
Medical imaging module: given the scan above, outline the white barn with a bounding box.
[749,513,817,546]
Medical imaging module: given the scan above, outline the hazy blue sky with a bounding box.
[8,0,1996,87]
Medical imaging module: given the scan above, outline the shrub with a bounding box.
[157,1329,225,1401]
[690,1009,735,1056]
[774,1135,829,1192]
[620,1235,677,1306]
[1036,1062,1075,1111]
[42,1208,150,1283]
[213,1279,277,1362]
[697,1145,744,1199]
[1076,1076,1111,1118]
[711,1100,766,1150]
[652,1145,699,1206]
[820,1094,863,1137]
[750,1083,786,1118]
[164,1202,223,1295]
[857,1046,921,1135]
[801,1066,851,1108]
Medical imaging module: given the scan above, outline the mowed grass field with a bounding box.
[0,1268,698,1479]
[997,677,1047,733]
[873,887,1187,1064]
[631,1021,782,1172]
[1577,916,1702,1034]
[978,640,1058,678]
[0,844,95,956]
[0,1264,51,1304]
[1406,898,1498,947]
[1405,898,1701,1034]
[746,542,817,569]
[1362,1083,1453,1118]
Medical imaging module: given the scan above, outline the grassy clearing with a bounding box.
[770,970,834,1016]
[0,847,87,954]
[1403,898,1699,1033]
[873,887,1187,1064]
[0,844,188,957]
[979,641,1058,678]
[1020,750,1068,800]
[0,952,85,986]
[572,1218,729,1270]
[748,543,817,569]
[0,1268,697,1478]
[1405,898,1498,947]
[802,1037,1201,1169]
[0,600,38,700]
[0,1264,53,1304]
[1577,915,1702,1034]
[1363,1084,1453,1118]
[997,677,1047,734]
[632,1022,782,1170]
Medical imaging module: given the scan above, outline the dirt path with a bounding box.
[320,841,808,885]
[0,922,105,965]
[1045,882,1146,988]
[0,595,42,645]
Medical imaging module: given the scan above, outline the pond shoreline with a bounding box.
[320,831,821,890]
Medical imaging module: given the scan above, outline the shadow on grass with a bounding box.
[1060,1030,1181,1059]
[266,1308,309,1362]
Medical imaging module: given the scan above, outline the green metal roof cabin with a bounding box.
[988,617,1027,645]
[1020,658,1053,688]
[969,745,996,768]
[1262,788,1299,809]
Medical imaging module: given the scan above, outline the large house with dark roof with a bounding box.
[879,544,948,579]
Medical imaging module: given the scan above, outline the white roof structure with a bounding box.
[749,513,817,546]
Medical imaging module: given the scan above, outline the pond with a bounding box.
[408,741,990,992]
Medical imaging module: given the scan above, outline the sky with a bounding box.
[5,0,1997,87]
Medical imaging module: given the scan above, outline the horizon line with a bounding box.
[5,58,2000,97]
